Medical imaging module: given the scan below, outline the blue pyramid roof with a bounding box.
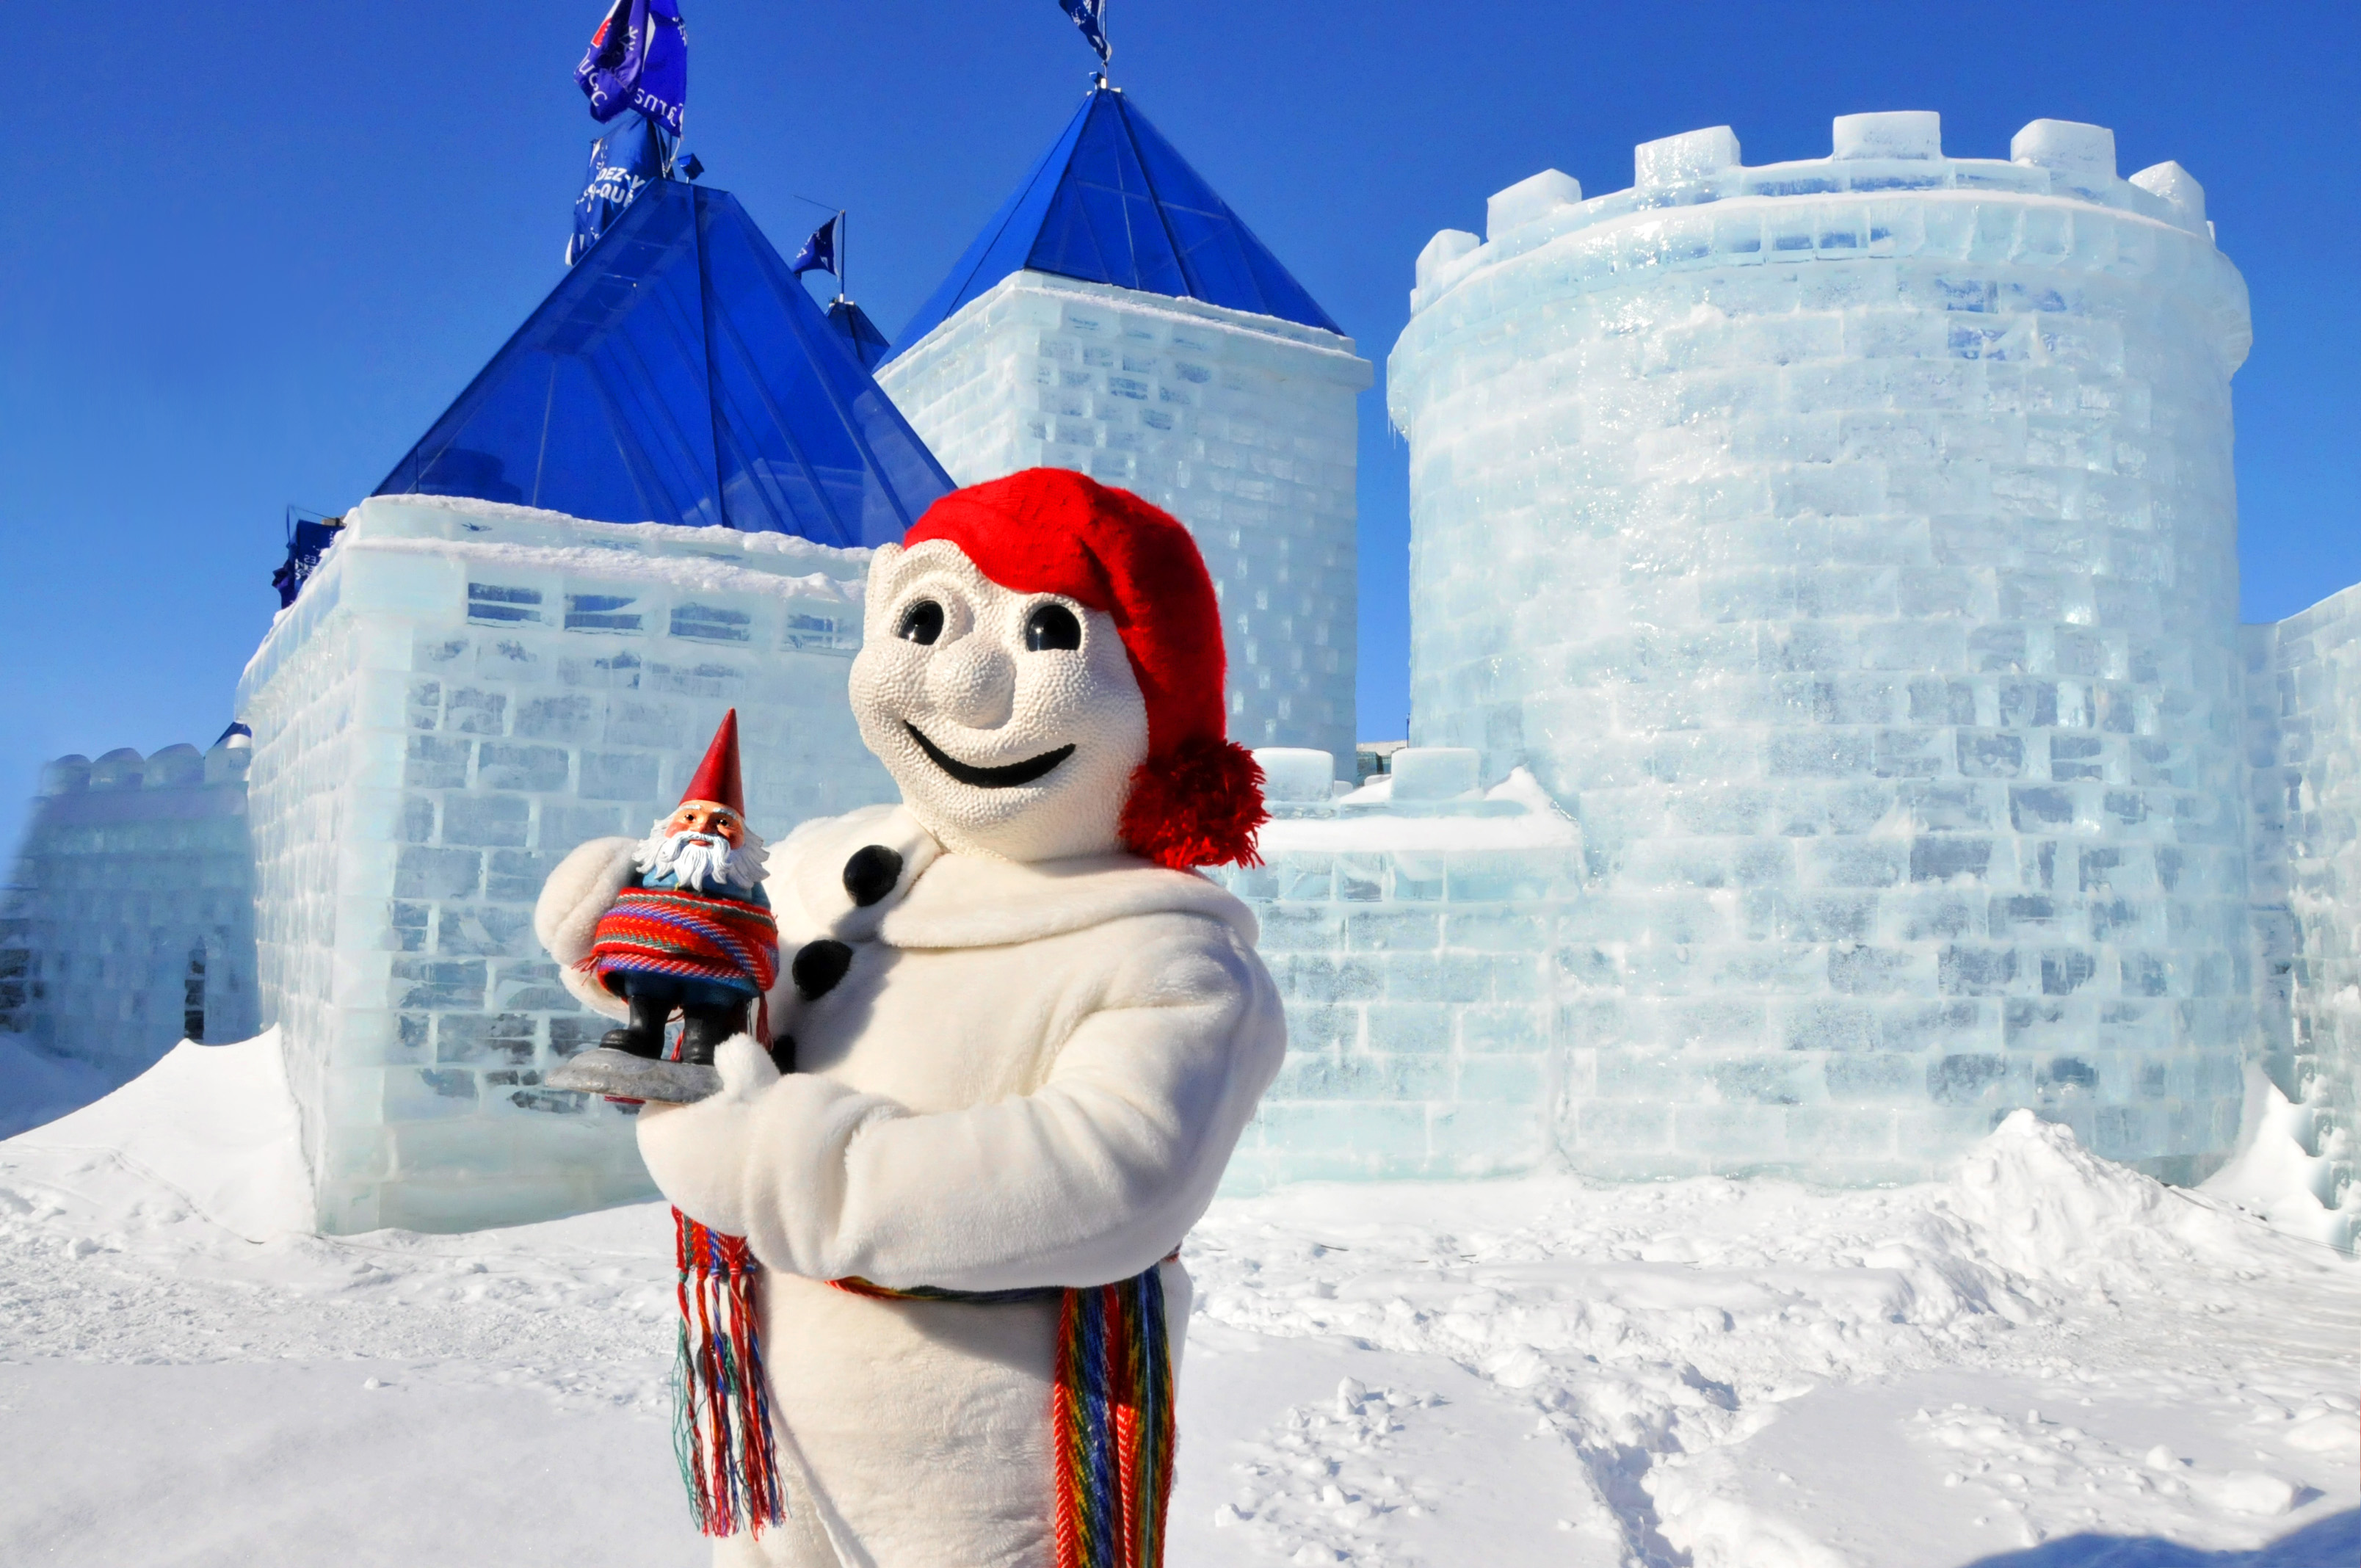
[891,84,1341,358]
[377,180,952,549]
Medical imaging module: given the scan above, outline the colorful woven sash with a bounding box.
[833,1268,1178,1568]
[590,886,780,998]
[669,1211,1177,1568]
[672,1213,785,1539]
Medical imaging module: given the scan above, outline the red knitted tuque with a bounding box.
[902,468,1267,870]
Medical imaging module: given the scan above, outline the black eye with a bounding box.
[1025,603,1082,652]
[896,600,944,645]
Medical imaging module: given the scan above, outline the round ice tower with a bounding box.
[1388,115,2254,1181]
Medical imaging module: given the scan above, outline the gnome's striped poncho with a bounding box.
[589,883,780,1000]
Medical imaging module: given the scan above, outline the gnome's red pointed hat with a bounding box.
[903,468,1266,871]
[680,708,747,816]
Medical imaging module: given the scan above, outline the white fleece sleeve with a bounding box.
[637,924,1285,1291]
[534,836,638,965]
[534,835,639,1023]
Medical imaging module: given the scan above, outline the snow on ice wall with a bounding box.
[236,496,893,1233]
[1,736,258,1072]
[1388,115,2255,1182]
[880,272,1372,766]
[2244,584,2361,1217]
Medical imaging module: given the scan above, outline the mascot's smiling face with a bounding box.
[850,539,1150,863]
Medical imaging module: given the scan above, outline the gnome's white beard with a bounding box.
[634,824,768,894]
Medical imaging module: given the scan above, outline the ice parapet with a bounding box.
[1832,111,1942,161]
[1487,170,1581,241]
[1386,112,2256,1182]
[1256,748,1340,804]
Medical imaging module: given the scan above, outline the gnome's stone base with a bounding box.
[546,1048,722,1104]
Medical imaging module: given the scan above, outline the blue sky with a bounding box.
[1,1,2354,854]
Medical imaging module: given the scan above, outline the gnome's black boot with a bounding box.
[601,992,670,1059]
[678,1003,749,1069]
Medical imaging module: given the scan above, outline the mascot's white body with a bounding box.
[537,474,1287,1568]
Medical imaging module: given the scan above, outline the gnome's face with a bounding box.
[663,801,744,846]
[636,802,766,894]
[850,540,1150,863]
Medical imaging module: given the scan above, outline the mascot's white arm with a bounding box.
[534,836,639,1023]
[638,922,1284,1291]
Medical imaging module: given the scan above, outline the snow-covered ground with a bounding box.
[0,1037,2352,1567]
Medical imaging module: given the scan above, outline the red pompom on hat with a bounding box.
[678,708,747,816]
[903,469,1267,871]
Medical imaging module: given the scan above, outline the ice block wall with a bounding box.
[1213,748,1584,1190]
[880,272,1371,767]
[2244,584,2361,1221]
[1,734,258,1073]
[1388,115,2255,1181]
[237,496,893,1233]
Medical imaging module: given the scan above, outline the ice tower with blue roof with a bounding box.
[880,82,1371,771]
[231,177,944,1231]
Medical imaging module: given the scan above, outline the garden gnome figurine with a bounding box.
[539,709,780,1103]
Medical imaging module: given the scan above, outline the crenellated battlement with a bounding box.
[1385,104,2269,1189]
[6,725,259,1067]
[1412,112,2218,317]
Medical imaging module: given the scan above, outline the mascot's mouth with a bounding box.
[905,724,1076,788]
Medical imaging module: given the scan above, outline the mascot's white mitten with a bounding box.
[634,1035,781,1236]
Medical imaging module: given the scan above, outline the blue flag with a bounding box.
[568,111,673,266]
[791,215,841,279]
[576,0,688,135]
[1057,0,1111,64]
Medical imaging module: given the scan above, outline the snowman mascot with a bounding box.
[537,468,1285,1568]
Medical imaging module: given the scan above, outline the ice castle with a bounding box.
[4,101,2355,1238]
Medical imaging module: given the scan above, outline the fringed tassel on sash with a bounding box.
[834,1263,1177,1568]
[672,1210,787,1539]
[1049,1269,1175,1568]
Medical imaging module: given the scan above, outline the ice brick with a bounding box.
[1255,748,1337,803]
[1415,230,1480,293]
[1390,747,1479,801]
[1832,111,1941,161]
[1487,170,1581,240]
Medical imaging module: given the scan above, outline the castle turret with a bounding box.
[4,725,259,1074]
[1388,113,2254,1181]
[879,83,1372,769]
[242,180,940,1231]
